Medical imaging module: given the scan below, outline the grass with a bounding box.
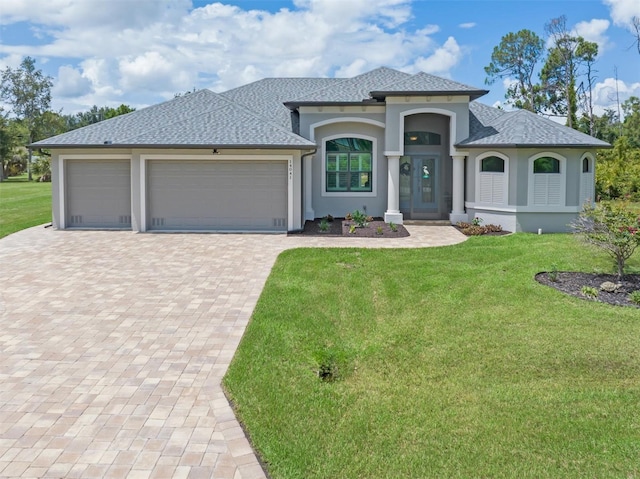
[224,234,640,479]
[0,174,52,239]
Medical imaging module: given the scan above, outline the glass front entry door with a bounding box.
[399,155,440,218]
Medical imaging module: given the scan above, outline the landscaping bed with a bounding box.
[536,271,640,308]
[293,217,410,238]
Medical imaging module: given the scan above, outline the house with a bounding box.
[34,67,609,233]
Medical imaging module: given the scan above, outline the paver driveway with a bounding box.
[0,225,466,478]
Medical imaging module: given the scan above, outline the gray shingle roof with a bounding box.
[221,77,340,129]
[33,89,315,148]
[285,67,412,105]
[370,72,488,100]
[459,102,611,148]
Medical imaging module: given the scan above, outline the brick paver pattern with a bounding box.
[0,225,466,478]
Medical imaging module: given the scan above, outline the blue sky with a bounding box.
[1,0,638,117]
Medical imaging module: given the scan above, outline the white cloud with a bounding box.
[591,77,640,115]
[413,37,462,75]
[603,0,640,28]
[1,0,468,110]
[459,22,476,29]
[573,18,610,54]
[53,65,92,97]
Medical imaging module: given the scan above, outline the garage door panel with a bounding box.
[148,160,287,231]
[66,160,131,229]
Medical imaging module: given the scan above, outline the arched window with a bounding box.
[533,157,560,174]
[529,153,566,207]
[580,155,595,205]
[476,153,508,205]
[481,156,505,173]
[326,137,373,192]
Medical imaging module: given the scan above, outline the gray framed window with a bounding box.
[326,138,372,192]
[533,157,560,174]
[480,156,505,173]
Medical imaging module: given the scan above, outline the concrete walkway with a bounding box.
[0,225,466,478]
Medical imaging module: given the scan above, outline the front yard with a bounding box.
[0,175,51,239]
[224,234,640,478]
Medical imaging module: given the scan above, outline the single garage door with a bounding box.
[147,160,287,231]
[66,159,131,228]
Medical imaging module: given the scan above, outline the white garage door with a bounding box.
[147,160,288,231]
[66,159,131,228]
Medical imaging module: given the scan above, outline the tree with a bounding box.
[63,104,135,131]
[622,96,640,148]
[540,16,597,130]
[484,29,545,112]
[633,16,640,56]
[0,57,53,181]
[571,201,640,279]
[576,40,599,135]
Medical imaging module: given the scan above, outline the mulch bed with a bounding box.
[291,217,410,238]
[536,271,640,308]
[453,225,512,237]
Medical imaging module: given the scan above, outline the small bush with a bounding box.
[376,226,383,235]
[319,218,330,232]
[389,222,398,232]
[629,290,640,305]
[351,210,369,228]
[461,225,486,236]
[581,286,598,299]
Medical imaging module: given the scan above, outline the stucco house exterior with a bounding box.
[34,67,609,233]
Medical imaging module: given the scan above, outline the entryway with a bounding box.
[399,155,450,220]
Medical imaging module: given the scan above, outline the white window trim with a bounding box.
[58,154,132,230]
[527,152,567,208]
[321,134,378,198]
[475,151,509,206]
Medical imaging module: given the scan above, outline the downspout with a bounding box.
[300,148,317,231]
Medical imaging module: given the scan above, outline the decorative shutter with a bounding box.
[479,174,493,204]
[533,175,548,206]
[580,172,594,205]
[547,175,562,205]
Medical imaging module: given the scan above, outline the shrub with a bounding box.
[629,290,640,305]
[319,218,330,232]
[548,263,559,282]
[389,222,398,232]
[376,226,383,235]
[571,201,640,279]
[350,210,369,228]
[581,285,598,299]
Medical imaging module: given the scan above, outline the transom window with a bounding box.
[404,131,441,146]
[533,157,560,174]
[326,138,372,192]
[480,156,505,173]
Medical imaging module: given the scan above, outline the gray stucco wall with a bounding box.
[308,121,387,218]
[384,100,470,153]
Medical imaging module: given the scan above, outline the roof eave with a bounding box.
[32,143,317,150]
[284,100,382,110]
[455,142,612,149]
[371,90,489,101]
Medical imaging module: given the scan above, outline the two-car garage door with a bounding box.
[147,160,288,231]
[64,158,288,232]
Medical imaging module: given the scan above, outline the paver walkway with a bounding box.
[0,225,466,478]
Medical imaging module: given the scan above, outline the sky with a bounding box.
[0,0,639,118]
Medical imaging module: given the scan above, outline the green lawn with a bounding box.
[0,175,52,239]
[224,234,640,479]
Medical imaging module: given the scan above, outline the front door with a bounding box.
[399,155,442,219]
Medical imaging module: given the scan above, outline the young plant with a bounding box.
[472,216,484,226]
[351,209,369,228]
[389,222,398,232]
[580,285,598,299]
[349,224,356,234]
[629,290,640,305]
[319,218,330,232]
[571,201,640,279]
[376,226,383,235]
[549,263,559,282]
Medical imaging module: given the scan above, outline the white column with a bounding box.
[304,155,315,221]
[384,155,403,224]
[450,154,468,224]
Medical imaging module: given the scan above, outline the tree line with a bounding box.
[0,57,134,181]
[485,15,640,201]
